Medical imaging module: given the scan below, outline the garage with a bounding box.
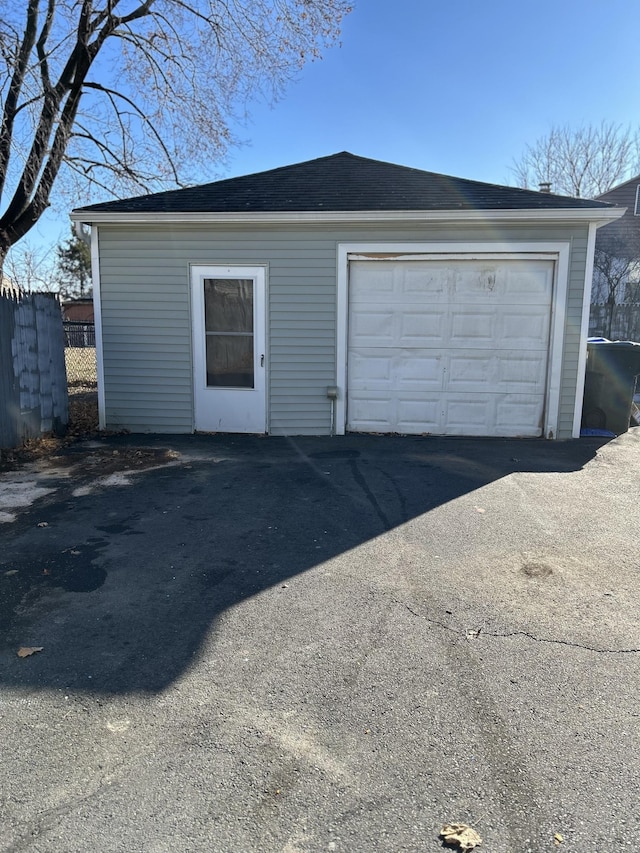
[347,256,555,437]
[72,151,624,439]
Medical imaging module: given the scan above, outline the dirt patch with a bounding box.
[0,392,100,469]
[0,443,183,531]
[45,446,181,477]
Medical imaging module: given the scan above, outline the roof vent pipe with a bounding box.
[539,182,552,194]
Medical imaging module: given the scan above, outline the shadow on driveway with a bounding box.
[0,434,607,694]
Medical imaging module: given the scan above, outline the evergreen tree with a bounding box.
[56,225,91,298]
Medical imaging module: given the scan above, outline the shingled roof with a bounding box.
[74,151,614,215]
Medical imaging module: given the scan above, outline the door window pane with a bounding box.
[203,278,255,389]
[204,279,253,333]
[206,335,254,388]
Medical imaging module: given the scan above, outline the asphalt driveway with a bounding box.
[1,432,639,852]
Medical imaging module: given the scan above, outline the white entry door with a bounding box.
[191,265,266,433]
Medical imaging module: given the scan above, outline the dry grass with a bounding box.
[68,392,99,435]
[1,392,100,466]
[1,349,101,465]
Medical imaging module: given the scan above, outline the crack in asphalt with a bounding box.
[2,739,148,853]
[3,780,118,853]
[401,602,640,655]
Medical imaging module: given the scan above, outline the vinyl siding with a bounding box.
[96,221,591,437]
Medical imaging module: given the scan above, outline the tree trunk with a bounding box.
[606,302,614,340]
[0,241,8,286]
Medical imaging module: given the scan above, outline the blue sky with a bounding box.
[25,0,640,251]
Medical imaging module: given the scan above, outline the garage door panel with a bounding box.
[449,309,497,345]
[497,353,547,391]
[347,258,554,437]
[504,267,553,301]
[396,353,442,386]
[444,397,494,434]
[500,308,550,346]
[450,308,550,349]
[347,394,395,431]
[399,311,446,346]
[349,350,393,383]
[350,349,444,390]
[496,396,544,436]
[348,392,443,433]
[351,309,448,348]
[446,351,547,394]
[443,396,543,437]
[396,397,441,433]
[350,308,396,345]
[402,264,450,297]
[350,263,398,297]
[447,353,497,387]
[452,266,503,301]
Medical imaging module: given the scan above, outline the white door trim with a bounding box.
[336,242,571,438]
[191,264,267,433]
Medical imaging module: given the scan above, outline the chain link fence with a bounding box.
[63,321,98,434]
[63,321,97,392]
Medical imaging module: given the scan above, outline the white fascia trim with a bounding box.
[90,226,107,430]
[335,241,572,438]
[70,207,625,226]
[572,222,599,437]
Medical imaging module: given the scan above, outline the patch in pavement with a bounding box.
[521,561,554,578]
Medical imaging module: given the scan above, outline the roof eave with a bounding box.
[70,206,626,226]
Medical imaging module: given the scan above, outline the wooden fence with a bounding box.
[0,291,68,449]
[589,303,640,341]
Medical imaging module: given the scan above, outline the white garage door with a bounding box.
[347,257,554,437]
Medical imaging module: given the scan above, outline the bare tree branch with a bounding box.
[0,0,39,198]
[511,123,640,198]
[83,80,181,184]
[592,229,640,338]
[0,0,353,268]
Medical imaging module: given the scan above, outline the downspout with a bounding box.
[74,220,91,247]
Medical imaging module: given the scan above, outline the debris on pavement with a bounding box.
[440,822,482,850]
[17,646,44,658]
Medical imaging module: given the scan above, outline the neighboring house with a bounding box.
[61,298,95,348]
[591,176,640,339]
[61,298,94,323]
[1,275,21,297]
[71,152,622,439]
